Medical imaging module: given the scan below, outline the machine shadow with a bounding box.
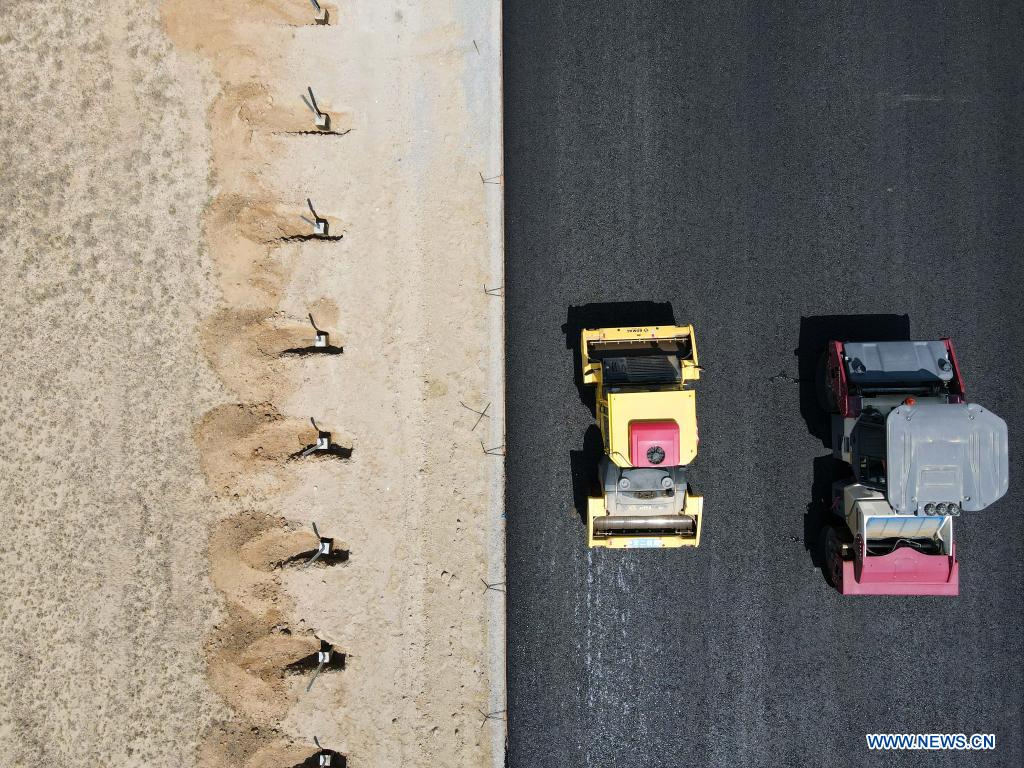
[805,455,854,570]
[795,314,911,448]
[795,314,910,573]
[562,301,676,416]
[569,425,604,526]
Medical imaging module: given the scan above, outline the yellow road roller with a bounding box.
[580,324,702,548]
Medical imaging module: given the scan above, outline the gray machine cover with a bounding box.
[843,340,954,385]
[887,402,1009,514]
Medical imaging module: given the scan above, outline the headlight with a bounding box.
[924,503,936,515]
[660,475,674,490]
[948,503,961,516]
[935,502,948,515]
[618,477,631,490]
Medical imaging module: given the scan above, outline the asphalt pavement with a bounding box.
[503,3,1024,766]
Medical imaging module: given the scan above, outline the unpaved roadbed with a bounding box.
[0,1,504,766]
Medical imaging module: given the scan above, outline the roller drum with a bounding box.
[592,514,696,536]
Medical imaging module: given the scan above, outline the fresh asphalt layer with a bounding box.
[503,3,1024,767]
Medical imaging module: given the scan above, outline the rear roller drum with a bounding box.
[821,525,851,591]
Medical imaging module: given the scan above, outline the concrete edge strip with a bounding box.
[486,2,507,765]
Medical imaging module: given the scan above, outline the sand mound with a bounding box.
[240,526,322,572]
[200,725,334,768]
[201,303,342,399]
[214,80,351,136]
[203,195,293,309]
[244,742,323,768]
[206,595,324,723]
[202,194,344,309]
[204,507,348,732]
[194,403,352,495]
[161,0,314,68]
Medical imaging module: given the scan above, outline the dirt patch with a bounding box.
[195,403,352,496]
[161,0,319,61]
[199,722,321,768]
[203,194,346,307]
[207,604,315,724]
[0,0,226,765]
[202,304,342,399]
[206,509,337,727]
[214,81,352,137]
[239,523,320,571]
[196,403,308,487]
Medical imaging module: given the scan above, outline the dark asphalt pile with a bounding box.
[504,3,1024,766]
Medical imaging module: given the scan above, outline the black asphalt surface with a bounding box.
[503,3,1024,767]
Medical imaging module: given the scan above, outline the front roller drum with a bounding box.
[592,514,697,537]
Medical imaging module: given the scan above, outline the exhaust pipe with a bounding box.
[593,514,696,537]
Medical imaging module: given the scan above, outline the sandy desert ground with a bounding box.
[0,1,504,766]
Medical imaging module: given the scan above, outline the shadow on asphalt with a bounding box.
[569,425,604,526]
[805,454,855,571]
[795,314,910,577]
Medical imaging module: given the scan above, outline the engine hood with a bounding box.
[887,402,1009,514]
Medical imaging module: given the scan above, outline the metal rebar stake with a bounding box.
[303,198,328,235]
[309,313,329,347]
[299,417,332,457]
[304,522,331,568]
[309,0,329,24]
[302,88,330,130]
[306,649,331,692]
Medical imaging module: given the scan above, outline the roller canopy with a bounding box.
[887,402,1009,514]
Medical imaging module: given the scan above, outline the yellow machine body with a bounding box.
[580,325,703,549]
[600,389,698,468]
